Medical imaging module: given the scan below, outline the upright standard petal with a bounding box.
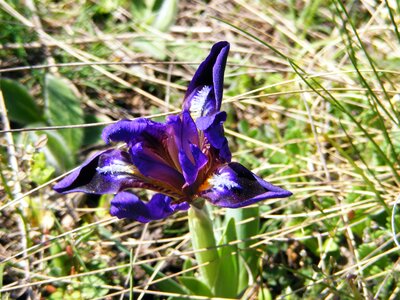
[196,111,231,162]
[53,149,139,194]
[167,112,207,185]
[183,41,230,118]
[110,192,189,223]
[199,162,292,208]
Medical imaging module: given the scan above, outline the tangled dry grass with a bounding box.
[1,0,400,299]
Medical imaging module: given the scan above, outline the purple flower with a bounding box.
[54,41,292,223]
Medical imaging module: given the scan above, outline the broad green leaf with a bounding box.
[178,277,213,297]
[1,78,43,124]
[188,205,219,292]
[214,217,239,297]
[44,74,84,153]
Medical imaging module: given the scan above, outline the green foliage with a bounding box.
[258,287,273,300]
[29,152,55,185]
[28,129,75,172]
[178,277,213,297]
[49,240,71,277]
[141,263,187,295]
[1,78,44,125]
[49,276,109,300]
[187,205,219,292]
[131,0,178,31]
[130,0,179,59]
[225,207,260,292]
[1,1,400,299]
[44,74,84,153]
[214,218,238,297]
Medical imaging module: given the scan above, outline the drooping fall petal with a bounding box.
[200,162,292,208]
[110,192,189,223]
[53,149,139,194]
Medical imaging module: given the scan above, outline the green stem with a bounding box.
[188,205,219,293]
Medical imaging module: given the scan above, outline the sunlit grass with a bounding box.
[1,0,400,299]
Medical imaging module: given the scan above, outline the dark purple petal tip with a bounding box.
[183,41,230,118]
[53,149,137,194]
[200,162,292,208]
[110,192,189,223]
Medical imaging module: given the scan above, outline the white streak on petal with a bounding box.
[208,172,239,190]
[190,85,212,118]
[96,160,134,177]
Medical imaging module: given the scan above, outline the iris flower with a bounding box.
[54,41,292,223]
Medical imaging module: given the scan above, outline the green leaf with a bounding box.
[79,275,109,299]
[258,287,273,300]
[82,114,108,146]
[141,263,187,296]
[29,152,55,185]
[178,277,213,297]
[188,205,219,292]
[225,207,260,292]
[182,258,194,277]
[152,0,178,32]
[214,217,239,297]
[131,0,150,21]
[1,78,43,125]
[44,74,84,153]
[28,129,75,172]
[49,240,70,277]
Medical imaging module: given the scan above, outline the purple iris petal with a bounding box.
[130,142,185,188]
[102,118,166,147]
[197,112,231,162]
[167,112,208,185]
[178,144,208,185]
[200,162,292,208]
[183,41,230,117]
[110,192,189,223]
[53,149,139,194]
